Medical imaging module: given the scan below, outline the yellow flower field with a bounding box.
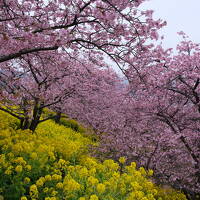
[0,111,186,200]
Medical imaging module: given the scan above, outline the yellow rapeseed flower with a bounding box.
[79,167,88,177]
[29,184,38,198]
[148,169,154,176]
[30,152,37,160]
[57,159,68,168]
[56,182,63,189]
[12,143,23,154]
[87,176,99,186]
[63,178,81,192]
[96,183,106,194]
[48,151,56,161]
[5,166,13,175]
[152,189,158,196]
[25,165,32,171]
[43,187,49,193]
[130,162,136,168]
[20,196,28,200]
[131,181,142,191]
[103,160,119,171]
[15,165,23,173]
[112,172,120,179]
[50,198,57,200]
[145,181,154,189]
[14,157,27,166]
[119,157,126,164]
[45,175,52,182]
[24,177,31,184]
[141,197,148,200]
[147,193,155,199]
[139,167,146,175]
[90,194,99,200]
[134,171,141,177]
[79,197,86,200]
[53,169,62,175]
[89,168,96,175]
[51,190,58,196]
[36,178,44,187]
[7,152,14,159]
[135,191,145,199]
[52,174,62,181]
[0,154,6,164]
[81,157,98,169]
[5,169,12,175]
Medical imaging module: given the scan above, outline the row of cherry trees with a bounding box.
[101,37,200,198]
[65,35,200,198]
[0,0,199,199]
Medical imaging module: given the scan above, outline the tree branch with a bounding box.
[0,46,59,63]
[0,107,22,120]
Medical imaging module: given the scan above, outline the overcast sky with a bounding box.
[139,0,200,49]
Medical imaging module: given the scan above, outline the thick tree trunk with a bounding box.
[20,117,30,130]
[19,99,43,132]
[55,111,61,123]
[29,118,40,132]
[29,105,43,131]
[20,117,39,132]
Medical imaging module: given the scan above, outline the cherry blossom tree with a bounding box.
[96,36,200,198]
[0,0,165,130]
[0,49,122,132]
[153,35,200,198]
[0,52,74,130]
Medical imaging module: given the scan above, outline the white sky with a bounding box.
[139,0,200,49]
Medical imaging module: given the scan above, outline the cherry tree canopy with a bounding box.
[0,0,165,66]
[0,0,165,130]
